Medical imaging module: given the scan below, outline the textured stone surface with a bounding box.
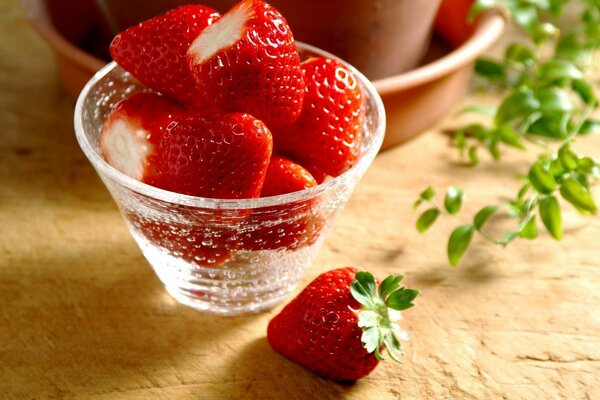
[1,0,599,398]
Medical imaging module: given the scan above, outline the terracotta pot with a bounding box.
[92,0,442,80]
[21,0,505,150]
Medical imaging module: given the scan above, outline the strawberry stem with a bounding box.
[350,271,419,363]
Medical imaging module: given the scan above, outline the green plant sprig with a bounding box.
[414,143,599,266]
[415,0,600,266]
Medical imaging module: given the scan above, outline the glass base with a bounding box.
[134,233,319,315]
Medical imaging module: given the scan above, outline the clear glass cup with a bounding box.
[74,43,385,315]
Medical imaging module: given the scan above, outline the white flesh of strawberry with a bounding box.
[187,1,254,65]
[100,117,153,181]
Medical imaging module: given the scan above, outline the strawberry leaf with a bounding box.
[351,271,419,364]
[387,288,419,311]
[378,274,404,300]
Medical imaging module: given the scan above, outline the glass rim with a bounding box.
[74,42,386,210]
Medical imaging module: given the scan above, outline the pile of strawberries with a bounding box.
[101,0,365,202]
[98,0,421,383]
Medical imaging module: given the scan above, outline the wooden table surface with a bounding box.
[1,1,599,398]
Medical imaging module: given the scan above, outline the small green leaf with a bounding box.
[486,139,501,160]
[549,157,566,179]
[447,225,475,267]
[579,119,600,134]
[519,215,539,239]
[355,271,376,296]
[444,186,464,215]
[531,22,559,44]
[387,288,419,311]
[416,208,441,233]
[475,58,505,82]
[413,198,423,210]
[473,205,499,230]
[527,117,567,139]
[497,124,526,149]
[495,88,540,125]
[350,279,374,308]
[420,186,435,201]
[528,160,557,194]
[505,43,536,67]
[576,157,600,177]
[559,177,597,213]
[537,87,575,114]
[517,183,531,200]
[537,59,583,85]
[558,144,578,171]
[468,146,479,164]
[500,231,519,245]
[378,274,403,300]
[572,79,597,105]
[539,196,563,240]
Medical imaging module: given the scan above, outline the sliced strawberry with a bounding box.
[273,57,366,177]
[261,154,317,197]
[268,268,419,381]
[110,5,220,106]
[101,93,273,199]
[100,92,183,185]
[187,0,305,128]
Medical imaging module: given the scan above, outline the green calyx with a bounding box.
[349,271,419,362]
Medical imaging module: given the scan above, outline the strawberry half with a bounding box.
[267,268,419,381]
[261,154,317,197]
[186,0,305,128]
[273,57,366,177]
[231,154,321,252]
[101,93,273,199]
[100,92,183,186]
[110,5,220,106]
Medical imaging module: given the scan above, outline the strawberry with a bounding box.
[109,5,220,106]
[101,93,273,199]
[230,154,321,252]
[261,154,317,197]
[273,57,365,177]
[157,112,272,199]
[186,0,305,128]
[100,92,183,186]
[267,268,419,381]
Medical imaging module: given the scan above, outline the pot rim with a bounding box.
[374,11,506,95]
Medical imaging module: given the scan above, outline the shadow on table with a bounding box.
[0,240,254,397]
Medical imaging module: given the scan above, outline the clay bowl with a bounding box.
[21,0,505,150]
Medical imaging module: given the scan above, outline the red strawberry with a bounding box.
[100,92,183,185]
[232,199,324,252]
[231,154,321,252]
[273,57,365,177]
[186,0,305,128]
[268,268,419,381]
[305,166,328,184]
[101,93,273,199]
[157,112,272,199]
[261,154,317,197]
[109,5,220,106]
